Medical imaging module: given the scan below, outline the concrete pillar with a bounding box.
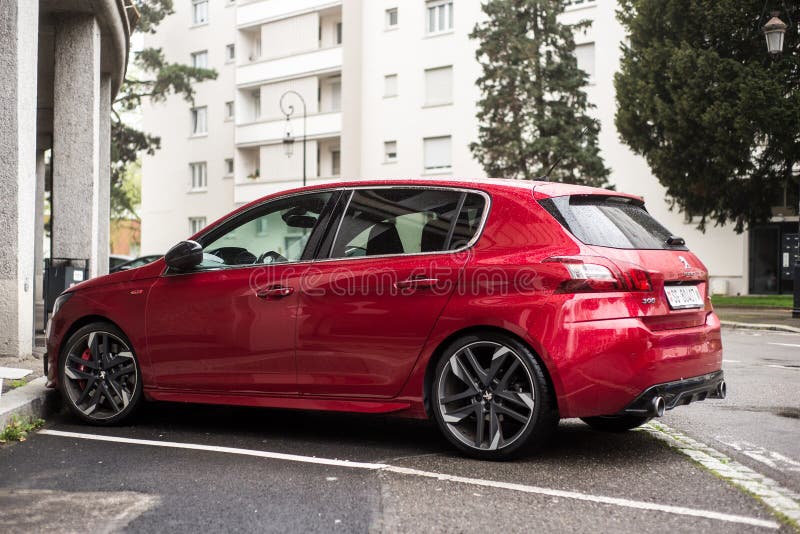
[98,74,112,276]
[34,151,46,303]
[0,0,39,358]
[52,14,102,277]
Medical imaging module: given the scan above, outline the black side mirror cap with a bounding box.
[165,240,203,271]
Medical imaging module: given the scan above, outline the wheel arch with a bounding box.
[420,325,559,419]
[51,314,132,386]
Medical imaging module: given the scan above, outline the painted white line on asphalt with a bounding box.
[642,422,800,528]
[39,429,778,530]
[716,438,800,473]
[766,364,800,371]
[723,359,741,363]
[768,343,800,349]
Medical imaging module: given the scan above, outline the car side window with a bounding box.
[199,192,332,268]
[329,188,485,259]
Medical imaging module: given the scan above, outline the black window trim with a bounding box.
[315,185,490,263]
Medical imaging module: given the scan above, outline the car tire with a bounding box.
[580,415,652,432]
[431,332,558,460]
[58,321,143,425]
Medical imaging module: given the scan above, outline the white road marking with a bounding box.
[642,422,800,528]
[768,343,800,349]
[723,359,741,363]
[39,429,778,530]
[716,438,800,473]
[766,364,799,371]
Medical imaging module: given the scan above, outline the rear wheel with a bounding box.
[431,332,558,460]
[581,415,651,432]
[58,322,142,425]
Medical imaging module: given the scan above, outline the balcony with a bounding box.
[235,111,342,146]
[237,46,342,87]
[237,0,342,28]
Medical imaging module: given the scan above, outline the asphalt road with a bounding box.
[0,328,798,533]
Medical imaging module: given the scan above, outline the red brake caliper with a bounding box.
[78,347,92,390]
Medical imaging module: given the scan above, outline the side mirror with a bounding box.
[165,240,203,271]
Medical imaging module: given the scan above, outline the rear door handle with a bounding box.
[395,277,439,290]
[256,286,294,299]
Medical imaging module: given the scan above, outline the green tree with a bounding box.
[111,0,217,219]
[615,0,800,232]
[470,0,609,186]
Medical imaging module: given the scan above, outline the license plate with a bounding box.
[664,285,704,310]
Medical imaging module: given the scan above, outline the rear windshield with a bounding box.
[539,195,687,250]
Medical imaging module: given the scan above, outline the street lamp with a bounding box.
[280,90,307,187]
[763,11,788,55]
[761,5,799,317]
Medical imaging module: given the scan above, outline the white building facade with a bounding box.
[141,0,798,296]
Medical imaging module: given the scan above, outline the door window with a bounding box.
[329,188,485,258]
[199,192,332,268]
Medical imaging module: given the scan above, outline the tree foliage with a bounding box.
[470,0,609,186]
[111,0,217,219]
[615,0,800,232]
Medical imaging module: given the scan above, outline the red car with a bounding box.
[46,179,724,459]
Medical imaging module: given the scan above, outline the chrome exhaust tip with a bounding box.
[651,396,666,417]
[716,381,726,400]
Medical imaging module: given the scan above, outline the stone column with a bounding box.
[0,0,39,358]
[98,74,112,276]
[52,14,102,278]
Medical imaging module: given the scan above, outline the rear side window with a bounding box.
[330,188,486,258]
[539,195,685,250]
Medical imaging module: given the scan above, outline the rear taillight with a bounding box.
[545,256,652,293]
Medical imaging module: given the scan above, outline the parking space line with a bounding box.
[768,343,800,349]
[715,438,800,474]
[39,429,779,530]
[641,422,800,528]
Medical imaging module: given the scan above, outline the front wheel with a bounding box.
[431,333,558,460]
[581,415,652,432]
[58,322,143,425]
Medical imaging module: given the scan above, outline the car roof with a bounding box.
[197,178,643,240]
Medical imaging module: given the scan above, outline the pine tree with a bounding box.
[470,0,609,186]
[615,0,800,232]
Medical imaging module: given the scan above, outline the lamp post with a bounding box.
[761,6,799,317]
[280,90,307,187]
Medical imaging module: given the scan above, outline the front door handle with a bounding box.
[395,277,439,290]
[256,286,294,300]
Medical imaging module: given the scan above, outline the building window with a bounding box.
[225,158,234,176]
[386,8,398,28]
[251,90,261,119]
[426,0,453,34]
[191,50,208,69]
[384,74,398,97]
[575,42,596,82]
[384,141,397,163]
[192,0,209,25]
[423,136,452,172]
[189,216,207,235]
[424,66,453,106]
[331,149,341,176]
[225,101,235,120]
[189,162,208,191]
[225,44,235,62]
[191,106,207,135]
[336,22,343,45]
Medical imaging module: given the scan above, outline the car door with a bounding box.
[296,187,488,398]
[145,191,336,394]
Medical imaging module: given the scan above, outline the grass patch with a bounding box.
[711,295,793,308]
[0,416,45,443]
[8,379,27,389]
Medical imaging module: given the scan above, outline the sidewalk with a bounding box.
[715,306,800,333]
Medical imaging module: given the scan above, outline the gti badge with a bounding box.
[678,256,691,269]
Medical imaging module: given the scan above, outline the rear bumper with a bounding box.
[620,370,725,416]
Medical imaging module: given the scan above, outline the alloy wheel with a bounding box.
[62,331,138,421]
[436,341,535,451]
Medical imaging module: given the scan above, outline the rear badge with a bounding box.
[678,256,691,269]
[642,297,656,305]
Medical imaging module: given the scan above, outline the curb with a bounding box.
[0,377,61,430]
[720,320,800,334]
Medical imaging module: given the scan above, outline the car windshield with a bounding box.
[539,195,686,250]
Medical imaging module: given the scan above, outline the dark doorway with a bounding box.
[749,222,797,294]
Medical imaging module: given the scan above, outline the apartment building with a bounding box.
[140,0,798,296]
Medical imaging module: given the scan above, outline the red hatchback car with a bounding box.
[46,179,725,459]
